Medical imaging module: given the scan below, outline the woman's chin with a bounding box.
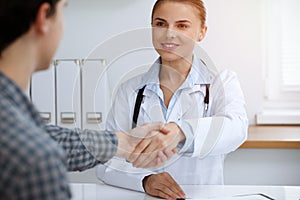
[158,51,183,62]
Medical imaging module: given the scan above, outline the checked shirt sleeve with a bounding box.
[45,125,118,171]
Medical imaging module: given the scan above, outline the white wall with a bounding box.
[56,0,265,124]
[56,0,155,58]
[202,0,264,125]
[225,149,300,186]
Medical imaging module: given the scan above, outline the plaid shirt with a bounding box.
[0,72,118,199]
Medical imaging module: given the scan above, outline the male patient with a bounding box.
[0,0,175,199]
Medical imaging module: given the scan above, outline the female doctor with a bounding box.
[97,0,248,199]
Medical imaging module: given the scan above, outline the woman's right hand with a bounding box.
[143,172,186,199]
[129,122,185,168]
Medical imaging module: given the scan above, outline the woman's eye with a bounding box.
[155,21,166,27]
[177,24,188,29]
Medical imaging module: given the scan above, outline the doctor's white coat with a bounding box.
[97,58,248,192]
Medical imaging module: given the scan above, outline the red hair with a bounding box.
[151,0,207,27]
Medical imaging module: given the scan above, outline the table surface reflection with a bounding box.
[70,183,300,200]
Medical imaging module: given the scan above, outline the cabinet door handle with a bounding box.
[61,112,76,124]
[39,112,51,123]
[86,112,102,124]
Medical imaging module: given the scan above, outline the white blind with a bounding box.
[281,0,300,90]
[258,0,300,124]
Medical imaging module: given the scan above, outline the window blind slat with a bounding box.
[280,0,300,89]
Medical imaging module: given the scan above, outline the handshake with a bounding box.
[115,123,185,168]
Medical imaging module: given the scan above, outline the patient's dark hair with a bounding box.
[0,0,61,54]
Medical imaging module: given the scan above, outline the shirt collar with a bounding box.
[140,56,211,90]
[141,58,161,87]
[0,72,45,127]
[183,56,211,89]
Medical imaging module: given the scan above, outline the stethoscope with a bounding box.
[200,58,211,117]
[203,84,210,117]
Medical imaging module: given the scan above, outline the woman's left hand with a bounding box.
[143,172,186,199]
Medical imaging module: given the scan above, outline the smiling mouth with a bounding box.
[161,43,179,51]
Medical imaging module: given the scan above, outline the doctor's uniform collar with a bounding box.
[139,55,211,93]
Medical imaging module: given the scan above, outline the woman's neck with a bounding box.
[159,56,193,108]
[159,56,193,83]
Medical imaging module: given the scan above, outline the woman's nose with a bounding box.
[166,27,177,39]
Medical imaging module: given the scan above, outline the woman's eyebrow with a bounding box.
[153,17,167,22]
[154,18,192,24]
[175,20,192,24]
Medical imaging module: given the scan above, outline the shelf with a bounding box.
[239,125,300,149]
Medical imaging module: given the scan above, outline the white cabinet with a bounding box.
[55,60,82,129]
[31,65,56,125]
[30,52,156,129]
[81,59,108,130]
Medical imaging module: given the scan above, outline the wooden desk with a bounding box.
[70,183,300,200]
[240,126,300,149]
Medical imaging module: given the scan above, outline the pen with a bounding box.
[234,193,275,200]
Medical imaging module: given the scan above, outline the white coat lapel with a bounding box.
[177,85,203,118]
[140,89,165,123]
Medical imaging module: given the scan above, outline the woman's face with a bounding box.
[152,1,206,63]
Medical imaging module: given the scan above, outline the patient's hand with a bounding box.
[128,122,185,168]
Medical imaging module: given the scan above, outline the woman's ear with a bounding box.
[197,25,208,42]
[33,3,52,34]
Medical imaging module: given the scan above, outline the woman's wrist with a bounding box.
[169,122,186,142]
[142,175,151,191]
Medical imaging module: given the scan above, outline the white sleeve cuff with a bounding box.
[96,158,154,192]
[172,120,194,154]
